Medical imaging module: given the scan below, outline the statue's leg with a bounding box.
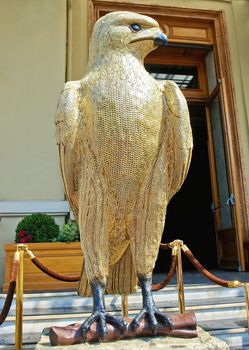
[80,280,126,339]
[130,274,173,334]
[78,163,126,339]
[130,154,173,334]
[130,224,173,334]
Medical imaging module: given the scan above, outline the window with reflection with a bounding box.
[145,64,199,89]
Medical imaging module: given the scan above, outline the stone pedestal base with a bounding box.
[36,327,229,350]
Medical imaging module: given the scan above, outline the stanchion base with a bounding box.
[35,326,229,349]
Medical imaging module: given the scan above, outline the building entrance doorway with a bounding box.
[154,104,218,272]
[145,46,238,271]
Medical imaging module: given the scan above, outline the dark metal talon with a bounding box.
[80,322,90,341]
[131,307,172,334]
[147,312,157,334]
[80,311,127,340]
[155,310,173,329]
[80,312,98,338]
[105,313,127,335]
[151,325,157,335]
[131,275,173,334]
[98,313,107,339]
[131,308,144,330]
[132,320,139,329]
[80,281,127,341]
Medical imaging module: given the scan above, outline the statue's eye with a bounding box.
[130,23,141,32]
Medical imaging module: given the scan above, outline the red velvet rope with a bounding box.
[152,254,177,291]
[159,243,171,250]
[0,257,19,326]
[29,247,176,289]
[183,248,230,287]
[31,257,80,282]
[28,243,236,289]
[0,243,238,329]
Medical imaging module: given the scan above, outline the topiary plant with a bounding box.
[15,213,60,243]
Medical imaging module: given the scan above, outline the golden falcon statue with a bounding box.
[56,11,193,338]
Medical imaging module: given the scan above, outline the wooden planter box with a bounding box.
[3,242,83,292]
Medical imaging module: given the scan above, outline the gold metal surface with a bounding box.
[175,243,186,314]
[228,280,243,288]
[25,249,35,260]
[172,246,178,256]
[56,11,193,296]
[121,294,128,318]
[16,244,28,250]
[181,244,189,253]
[172,240,183,247]
[15,246,25,350]
[244,283,249,333]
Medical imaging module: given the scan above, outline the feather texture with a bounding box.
[55,11,193,296]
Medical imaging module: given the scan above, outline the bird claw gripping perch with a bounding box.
[131,307,173,335]
[131,275,173,334]
[80,311,127,340]
[80,281,127,340]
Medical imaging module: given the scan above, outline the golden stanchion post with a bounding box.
[174,240,185,314]
[121,294,128,317]
[15,244,27,350]
[244,283,249,332]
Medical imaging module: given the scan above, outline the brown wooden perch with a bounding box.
[49,312,197,346]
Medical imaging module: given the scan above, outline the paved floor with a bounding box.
[1,269,249,294]
[153,270,249,285]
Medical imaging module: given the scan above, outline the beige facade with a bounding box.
[0,0,248,288]
[0,0,67,286]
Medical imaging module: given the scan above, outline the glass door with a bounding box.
[205,83,239,268]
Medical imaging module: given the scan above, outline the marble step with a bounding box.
[1,301,246,330]
[1,284,248,348]
[210,327,249,349]
[1,296,244,318]
[0,284,245,315]
[1,301,248,344]
[0,286,247,328]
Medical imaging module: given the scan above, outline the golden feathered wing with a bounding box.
[55,81,82,220]
[162,80,193,201]
[131,79,192,280]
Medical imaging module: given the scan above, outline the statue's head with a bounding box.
[88,11,168,65]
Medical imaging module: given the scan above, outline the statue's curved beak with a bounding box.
[153,33,168,47]
[129,31,168,47]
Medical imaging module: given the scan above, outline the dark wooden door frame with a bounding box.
[88,0,249,271]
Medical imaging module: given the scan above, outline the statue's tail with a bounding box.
[78,245,137,296]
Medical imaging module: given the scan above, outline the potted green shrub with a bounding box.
[55,219,80,243]
[3,214,83,292]
[15,213,60,243]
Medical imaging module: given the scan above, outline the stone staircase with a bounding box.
[0,281,249,349]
